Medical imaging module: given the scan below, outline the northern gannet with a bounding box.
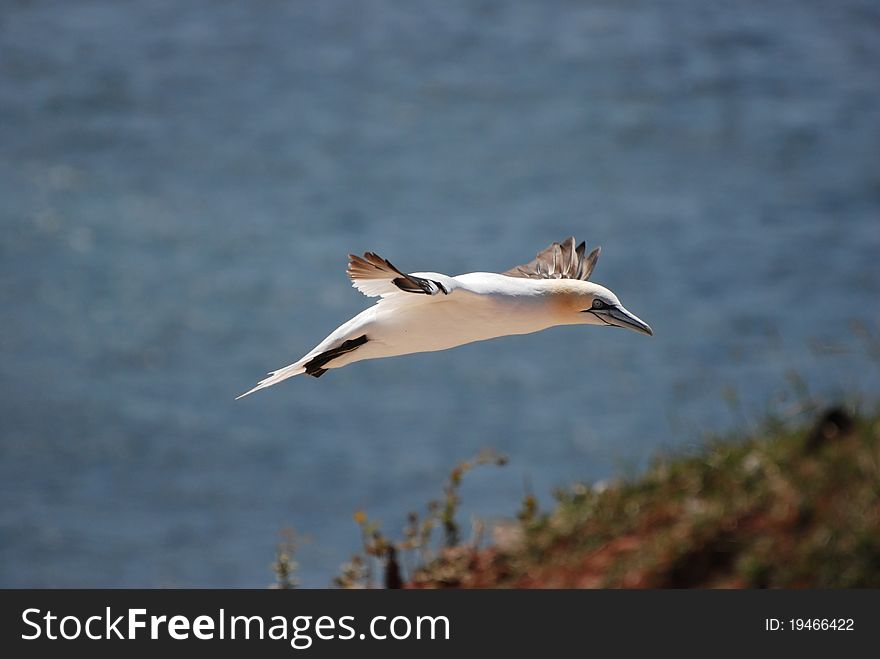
[237,237,652,398]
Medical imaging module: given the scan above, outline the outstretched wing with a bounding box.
[347,252,453,297]
[502,236,600,281]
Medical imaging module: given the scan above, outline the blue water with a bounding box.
[1,1,878,587]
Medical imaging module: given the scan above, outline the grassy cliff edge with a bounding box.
[403,407,880,588]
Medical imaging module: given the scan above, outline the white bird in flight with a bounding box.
[237,237,652,398]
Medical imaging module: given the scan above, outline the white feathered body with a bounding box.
[315,273,569,368]
[239,274,602,397]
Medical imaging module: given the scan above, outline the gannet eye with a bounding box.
[592,299,607,310]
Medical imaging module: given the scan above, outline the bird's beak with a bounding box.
[591,305,653,336]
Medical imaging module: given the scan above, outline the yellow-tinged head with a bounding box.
[547,280,653,336]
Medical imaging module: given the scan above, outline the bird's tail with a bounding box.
[235,361,306,399]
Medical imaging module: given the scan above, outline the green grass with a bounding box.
[405,406,880,588]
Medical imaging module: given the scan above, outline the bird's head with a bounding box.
[552,281,653,336]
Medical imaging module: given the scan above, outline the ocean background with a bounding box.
[1,0,878,587]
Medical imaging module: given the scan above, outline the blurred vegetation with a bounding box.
[406,404,880,588]
[332,449,508,589]
[310,404,880,589]
[270,528,305,589]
